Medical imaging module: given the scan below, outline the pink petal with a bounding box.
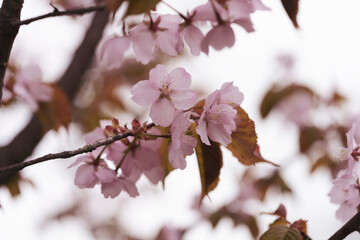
[207,122,234,146]
[68,154,92,168]
[130,30,155,64]
[149,64,169,88]
[98,35,131,69]
[169,67,192,89]
[94,166,116,183]
[183,25,204,56]
[74,164,98,188]
[150,98,175,127]
[207,104,237,125]
[131,80,160,105]
[227,0,253,19]
[196,118,210,145]
[134,147,161,171]
[156,30,182,56]
[219,81,244,107]
[169,144,187,170]
[252,0,271,11]
[144,166,165,184]
[201,23,235,52]
[84,127,106,145]
[120,178,139,197]
[171,89,197,110]
[180,135,197,155]
[233,18,255,33]
[192,3,217,22]
[101,179,123,198]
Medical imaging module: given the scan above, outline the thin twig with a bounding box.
[0,132,132,175]
[14,4,106,26]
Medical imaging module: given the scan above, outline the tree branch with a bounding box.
[14,4,106,26]
[0,0,24,103]
[0,132,132,175]
[328,212,360,240]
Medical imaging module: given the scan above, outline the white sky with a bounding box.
[1,0,360,239]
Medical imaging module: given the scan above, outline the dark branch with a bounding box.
[0,132,132,175]
[14,4,106,26]
[0,0,24,103]
[328,212,360,240]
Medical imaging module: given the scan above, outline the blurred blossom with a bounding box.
[274,91,314,127]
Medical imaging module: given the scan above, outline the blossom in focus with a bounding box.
[131,64,197,127]
[196,82,243,146]
[346,123,360,170]
[13,65,53,110]
[328,169,360,221]
[169,111,197,170]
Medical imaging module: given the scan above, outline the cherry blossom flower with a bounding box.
[98,34,131,69]
[13,65,53,110]
[129,14,183,64]
[328,169,360,221]
[131,64,197,127]
[169,111,197,170]
[106,128,164,183]
[193,1,255,54]
[101,176,139,198]
[196,82,243,146]
[70,153,117,189]
[346,123,360,170]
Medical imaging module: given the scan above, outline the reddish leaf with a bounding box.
[260,84,314,119]
[209,206,259,238]
[310,155,337,175]
[260,226,301,240]
[124,0,161,17]
[227,107,275,166]
[37,84,72,132]
[299,126,323,153]
[281,0,299,28]
[191,124,223,199]
[255,170,292,201]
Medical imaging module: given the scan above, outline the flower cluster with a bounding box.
[70,64,245,198]
[98,0,269,68]
[329,123,360,221]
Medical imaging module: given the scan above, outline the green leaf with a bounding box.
[124,0,161,17]
[260,84,314,119]
[226,107,276,166]
[191,124,223,199]
[260,226,301,240]
[281,0,299,28]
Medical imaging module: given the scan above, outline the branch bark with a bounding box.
[328,212,360,240]
[15,4,106,26]
[0,132,132,175]
[0,0,24,103]
[0,8,110,183]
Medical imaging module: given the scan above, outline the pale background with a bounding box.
[1,0,360,239]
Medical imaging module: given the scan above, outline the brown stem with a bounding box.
[0,0,24,103]
[14,4,106,26]
[328,212,360,240]
[0,132,132,175]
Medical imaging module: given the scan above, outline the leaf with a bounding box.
[191,123,223,199]
[260,84,314,119]
[281,0,299,28]
[299,126,323,153]
[255,170,292,201]
[260,226,301,240]
[227,107,275,166]
[209,207,259,238]
[124,0,161,18]
[269,218,291,228]
[4,173,21,197]
[37,84,71,132]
